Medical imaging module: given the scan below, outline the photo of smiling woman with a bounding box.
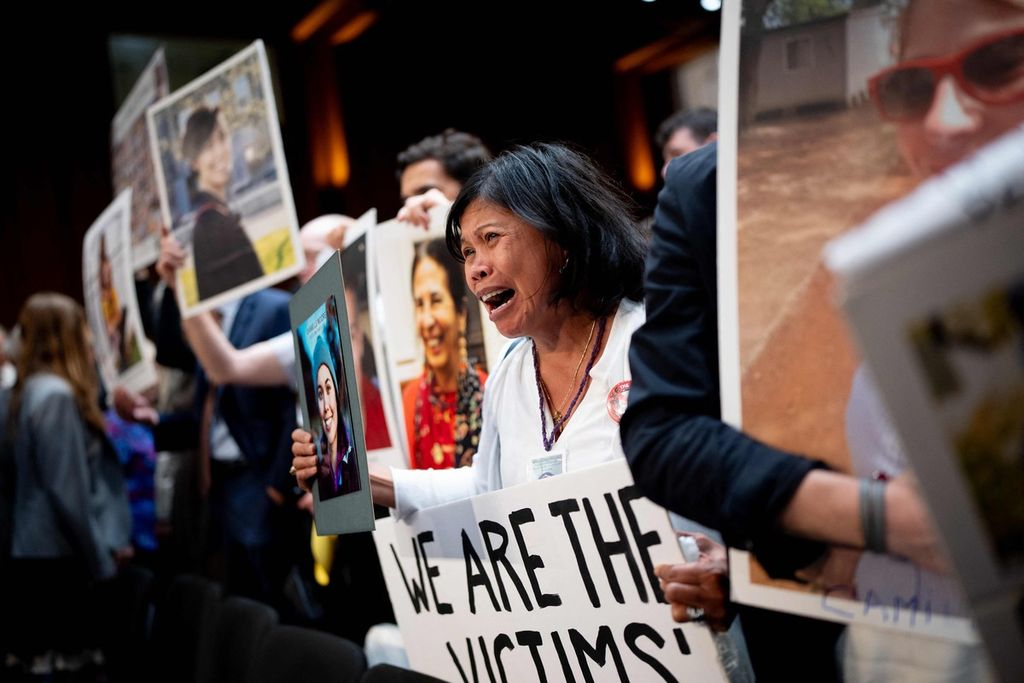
[298,295,361,499]
[401,238,487,470]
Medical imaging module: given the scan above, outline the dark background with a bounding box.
[0,0,719,328]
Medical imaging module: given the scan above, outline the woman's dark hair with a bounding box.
[411,237,467,316]
[181,106,221,165]
[446,143,645,318]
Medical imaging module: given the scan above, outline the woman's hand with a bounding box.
[291,428,319,492]
[795,546,861,599]
[325,216,354,251]
[885,472,949,574]
[397,188,450,230]
[656,532,733,633]
[298,215,356,284]
[155,226,186,288]
[113,386,159,426]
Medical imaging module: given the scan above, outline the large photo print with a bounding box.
[147,40,303,316]
[720,0,1024,638]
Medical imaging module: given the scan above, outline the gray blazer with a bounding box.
[0,372,131,580]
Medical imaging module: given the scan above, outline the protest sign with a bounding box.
[375,459,728,681]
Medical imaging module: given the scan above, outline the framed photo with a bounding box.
[291,252,375,535]
[147,40,303,317]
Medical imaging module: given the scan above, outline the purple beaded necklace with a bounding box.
[533,315,608,452]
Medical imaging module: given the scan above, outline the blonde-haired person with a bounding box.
[0,293,132,676]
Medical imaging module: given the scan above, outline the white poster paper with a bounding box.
[374,459,728,682]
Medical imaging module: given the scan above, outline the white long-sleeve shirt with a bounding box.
[392,299,645,519]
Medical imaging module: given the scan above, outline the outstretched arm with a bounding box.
[156,225,292,387]
[181,314,291,387]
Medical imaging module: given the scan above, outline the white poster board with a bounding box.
[827,126,1024,681]
[82,190,158,395]
[147,40,304,317]
[336,210,405,469]
[111,47,170,270]
[374,459,728,681]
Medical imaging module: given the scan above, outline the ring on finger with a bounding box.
[685,606,705,622]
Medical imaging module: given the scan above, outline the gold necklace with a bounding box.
[540,318,598,422]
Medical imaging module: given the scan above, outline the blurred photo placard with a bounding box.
[147,40,303,317]
[374,459,728,682]
[111,47,170,270]
[827,127,1024,680]
[290,252,374,536]
[82,190,158,395]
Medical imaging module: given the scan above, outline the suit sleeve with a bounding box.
[154,285,197,372]
[153,408,200,453]
[262,293,300,495]
[620,146,828,578]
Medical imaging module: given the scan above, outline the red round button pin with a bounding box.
[606,380,631,423]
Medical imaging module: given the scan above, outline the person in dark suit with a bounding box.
[122,288,299,604]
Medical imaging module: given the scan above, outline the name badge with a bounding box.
[528,449,567,481]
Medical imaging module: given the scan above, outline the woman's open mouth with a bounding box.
[480,288,516,318]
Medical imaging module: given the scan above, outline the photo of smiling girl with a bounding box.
[298,295,361,500]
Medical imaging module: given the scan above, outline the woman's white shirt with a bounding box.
[392,299,644,519]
